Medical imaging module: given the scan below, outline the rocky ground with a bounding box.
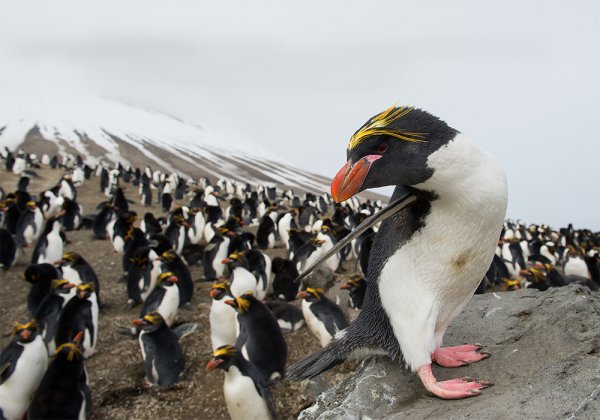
[2,167,599,419]
[300,285,600,419]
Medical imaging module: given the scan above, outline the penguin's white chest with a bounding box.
[230,268,257,296]
[223,367,270,420]
[302,300,332,347]
[378,134,508,371]
[42,229,63,263]
[209,299,237,350]
[0,337,48,420]
[157,286,180,326]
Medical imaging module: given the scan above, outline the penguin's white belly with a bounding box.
[223,367,270,420]
[209,300,237,350]
[83,295,99,359]
[212,240,229,278]
[41,232,63,263]
[564,258,589,278]
[379,134,507,371]
[302,300,332,347]
[230,268,257,296]
[0,337,48,420]
[62,266,83,286]
[157,287,180,326]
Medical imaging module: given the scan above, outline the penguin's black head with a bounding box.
[158,272,178,287]
[60,251,80,264]
[12,320,39,343]
[331,105,457,202]
[221,251,247,268]
[76,283,95,299]
[55,332,84,362]
[224,293,255,313]
[131,312,165,331]
[160,249,177,262]
[206,345,238,373]
[210,279,232,300]
[340,275,367,292]
[297,287,325,302]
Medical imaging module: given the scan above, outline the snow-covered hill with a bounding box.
[0,94,335,194]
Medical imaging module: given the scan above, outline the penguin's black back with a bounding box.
[309,297,349,336]
[0,228,17,270]
[28,348,91,419]
[140,325,184,388]
[236,297,287,380]
[55,297,94,348]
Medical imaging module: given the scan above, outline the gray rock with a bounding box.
[299,285,600,419]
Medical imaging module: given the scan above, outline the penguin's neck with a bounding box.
[414,133,507,209]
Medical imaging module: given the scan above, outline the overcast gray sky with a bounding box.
[0,0,598,229]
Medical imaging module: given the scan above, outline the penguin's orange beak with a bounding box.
[209,289,220,299]
[131,319,144,326]
[296,291,309,299]
[205,358,223,373]
[339,282,351,290]
[221,258,232,264]
[331,155,382,203]
[19,329,31,340]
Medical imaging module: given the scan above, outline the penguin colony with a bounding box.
[0,104,598,418]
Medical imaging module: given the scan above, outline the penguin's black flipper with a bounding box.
[286,334,350,381]
[173,322,199,340]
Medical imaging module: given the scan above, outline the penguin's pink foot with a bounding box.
[417,364,492,399]
[432,345,489,368]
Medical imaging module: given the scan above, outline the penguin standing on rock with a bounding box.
[225,293,287,381]
[288,105,508,399]
[297,287,349,347]
[0,321,48,420]
[206,345,278,420]
[27,333,92,420]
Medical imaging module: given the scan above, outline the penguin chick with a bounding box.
[298,287,349,347]
[0,321,48,420]
[206,345,278,420]
[270,257,301,302]
[28,332,92,420]
[225,293,287,382]
[132,312,185,388]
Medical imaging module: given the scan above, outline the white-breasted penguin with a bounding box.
[209,280,237,351]
[132,312,185,388]
[206,345,278,420]
[298,287,349,347]
[54,283,99,359]
[34,279,77,355]
[31,218,64,264]
[0,321,48,420]
[288,105,507,399]
[27,333,92,420]
[139,272,180,327]
[225,293,287,382]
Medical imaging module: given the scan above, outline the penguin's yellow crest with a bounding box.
[213,345,237,357]
[12,320,37,335]
[348,104,426,151]
[306,287,325,298]
[56,343,82,361]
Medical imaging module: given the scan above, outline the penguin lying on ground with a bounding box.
[28,332,92,420]
[288,105,507,399]
[206,345,278,420]
[297,287,349,347]
[0,321,48,420]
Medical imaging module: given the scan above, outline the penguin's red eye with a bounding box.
[377,143,388,154]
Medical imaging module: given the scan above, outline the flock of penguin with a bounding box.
[0,146,598,420]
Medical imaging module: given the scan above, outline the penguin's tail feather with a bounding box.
[286,335,351,381]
